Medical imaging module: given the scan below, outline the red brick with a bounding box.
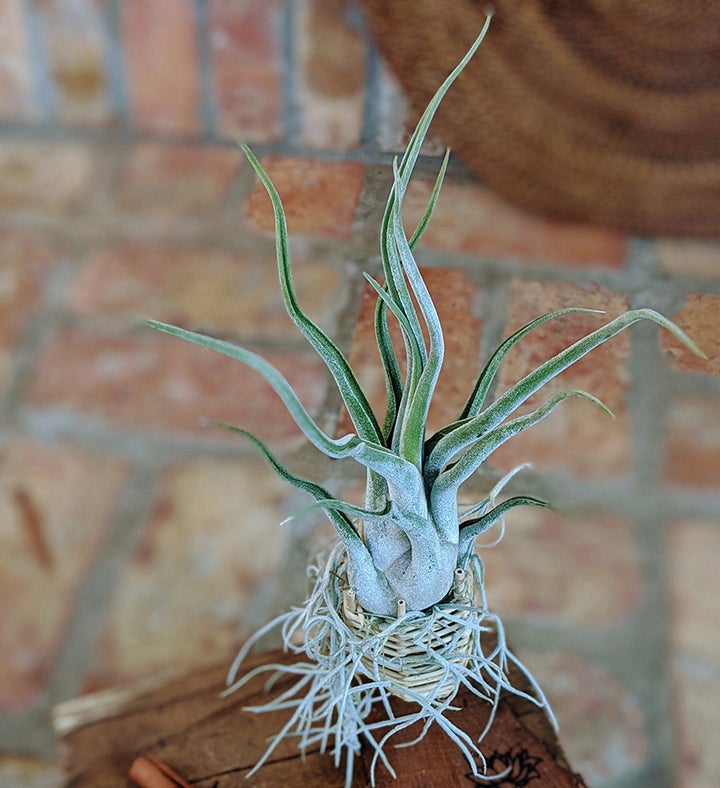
[121,0,201,135]
[0,0,34,121]
[296,0,366,150]
[0,756,62,786]
[0,233,58,392]
[29,328,328,448]
[664,293,720,376]
[69,243,342,338]
[656,239,720,279]
[245,157,364,238]
[665,393,720,489]
[113,143,241,220]
[491,281,631,478]
[339,268,483,435]
[0,140,95,212]
[672,666,720,788]
[84,456,288,688]
[0,440,129,710]
[403,179,627,268]
[520,651,647,784]
[668,520,720,787]
[668,520,720,663]
[209,0,283,143]
[36,0,111,126]
[376,64,446,156]
[483,508,643,626]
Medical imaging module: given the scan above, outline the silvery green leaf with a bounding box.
[241,143,382,445]
[459,307,604,420]
[373,292,402,443]
[408,149,450,251]
[458,496,549,566]
[429,308,703,479]
[391,160,445,467]
[431,391,611,526]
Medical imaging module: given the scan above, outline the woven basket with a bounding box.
[341,568,478,702]
[361,0,720,238]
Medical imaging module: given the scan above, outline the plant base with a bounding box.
[223,544,556,786]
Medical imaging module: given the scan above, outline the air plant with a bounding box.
[147,17,703,787]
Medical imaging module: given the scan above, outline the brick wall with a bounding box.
[0,2,718,786]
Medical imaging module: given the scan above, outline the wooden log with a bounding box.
[54,650,587,787]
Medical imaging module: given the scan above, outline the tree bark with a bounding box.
[54,650,587,787]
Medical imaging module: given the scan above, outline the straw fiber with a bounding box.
[362,0,720,237]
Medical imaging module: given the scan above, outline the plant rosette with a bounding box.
[147,15,704,788]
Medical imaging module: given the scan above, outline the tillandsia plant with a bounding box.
[147,18,704,787]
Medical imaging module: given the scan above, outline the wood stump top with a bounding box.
[54,650,588,787]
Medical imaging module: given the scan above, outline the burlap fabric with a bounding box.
[362,0,720,237]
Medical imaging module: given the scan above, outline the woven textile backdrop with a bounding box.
[362,0,720,237]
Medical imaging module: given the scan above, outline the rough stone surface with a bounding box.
[120,0,201,135]
[492,280,631,478]
[69,243,342,338]
[209,0,283,142]
[244,157,364,238]
[0,141,95,212]
[519,651,648,786]
[28,329,328,447]
[0,0,34,121]
[656,239,720,279]
[296,0,366,150]
[84,457,288,690]
[0,440,128,711]
[0,756,61,788]
[664,293,720,376]
[668,521,720,788]
[0,4,717,786]
[483,508,643,626]
[35,0,111,126]
[112,144,242,221]
[0,234,58,393]
[404,179,627,268]
[665,393,720,489]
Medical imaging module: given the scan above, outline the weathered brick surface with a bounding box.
[484,508,642,626]
[0,440,129,711]
[69,243,342,338]
[665,393,720,489]
[0,0,34,121]
[36,0,111,126]
[0,233,58,393]
[0,1,717,782]
[84,457,288,689]
[121,0,201,135]
[656,239,720,279]
[296,0,366,150]
[0,141,95,212]
[376,64,447,156]
[244,157,364,238]
[491,280,631,478]
[209,0,283,142]
[0,756,61,787]
[28,328,328,447]
[668,520,720,663]
[668,520,720,788]
[403,179,627,267]
[664,293,720,376]
[112,143,242,221]
[673,667,720,788]
[520,651,648,785]
[339,267,483,435]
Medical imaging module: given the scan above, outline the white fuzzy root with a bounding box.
[224,545,555,787]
